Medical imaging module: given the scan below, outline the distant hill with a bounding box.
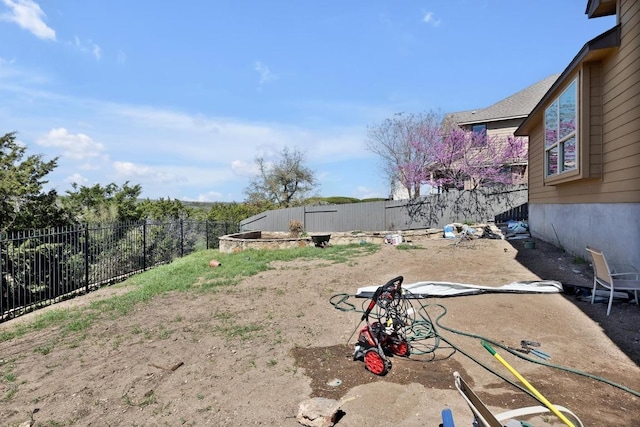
[139,197,388,210]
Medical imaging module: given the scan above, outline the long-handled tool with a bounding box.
[521,340,551,360]
[482,341,575,427]
[508,341,552,360]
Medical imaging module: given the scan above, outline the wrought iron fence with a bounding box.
[0,220,237,322]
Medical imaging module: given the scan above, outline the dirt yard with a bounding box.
[1,237,639,426]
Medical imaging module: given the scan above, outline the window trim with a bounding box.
[544,78,578,181]
[471,123,487,147]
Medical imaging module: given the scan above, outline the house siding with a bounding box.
[526,0,640,269]
[528,0,640,205]
[586,62,604,177]
[487,119,520,139]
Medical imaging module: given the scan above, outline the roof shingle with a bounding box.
[448,74,560,125]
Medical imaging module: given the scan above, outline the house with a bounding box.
[515,0,640,268]
[391,75,558,200]
[447,74,560,188]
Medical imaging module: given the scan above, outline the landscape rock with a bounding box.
[296,397,341,427]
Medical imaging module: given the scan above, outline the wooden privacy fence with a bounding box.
[240,186,528,233]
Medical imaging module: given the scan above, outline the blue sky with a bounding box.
[1,1,616,202]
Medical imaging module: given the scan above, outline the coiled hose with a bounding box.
[329,291,640,401]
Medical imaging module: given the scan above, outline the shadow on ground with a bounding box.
[508,236,640,366]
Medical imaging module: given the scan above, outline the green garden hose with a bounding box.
[329,292,640,400]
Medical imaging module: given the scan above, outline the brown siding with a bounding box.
[487,118,522,140]
[586,62,603,178]
[601,0,640,202]
[529,0,640,204]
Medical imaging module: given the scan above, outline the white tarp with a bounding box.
[355,280,564,298]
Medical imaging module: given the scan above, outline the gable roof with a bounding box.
[447,74,560,126]
[516,24,621,136]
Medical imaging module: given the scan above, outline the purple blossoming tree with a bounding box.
[367,112,528,198]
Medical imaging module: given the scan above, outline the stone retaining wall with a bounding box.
[218,227,482,253]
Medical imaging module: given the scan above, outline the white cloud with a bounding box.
[65,173,89,186]
[112,161,176,183]
[1,0,55,40]
[72,36,102,60]
[1,81,387,201]
[0,56,52,86]
[109,161,238,200]
[37,128,105,160]
[108,103,373,167]
[117,50,126,64]
[254,61,277,86]
[422,12,441,27]
[355,186,384,199]
[231,159,258,177]
[92,44,102,60]
[196,191,223,202]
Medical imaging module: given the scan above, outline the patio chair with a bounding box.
[585,246,640,316]
[453,371,583,427]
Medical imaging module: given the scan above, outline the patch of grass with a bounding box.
[34,343,53,355]
[273,329,285,344]
[111,336,123,349]
[158,324,171,340]
[215,323,263,340]
[573,256,589,265]
[3,371,15,382]
[3,384,18,401]
[64,312,96,333]
[68,332,87,348]
[212,310,263,339]
[121,394,133,406]
[138,391,156,407]
[0,244,380,343]
[395,243,424,250]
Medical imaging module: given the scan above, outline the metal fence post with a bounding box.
[0,233,3,316]
[1,219,241,323]
[180,219,184,258]
[84,223,89,293]
[143,220,147,270]
[205,220,209,250]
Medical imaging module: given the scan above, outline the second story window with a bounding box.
[471,123,487,146]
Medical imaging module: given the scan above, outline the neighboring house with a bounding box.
[515,0,639,268]
[391,74,558,200]
[447,73,560,188]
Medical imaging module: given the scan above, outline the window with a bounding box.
[544,79,577,177]
[471,123,487,147]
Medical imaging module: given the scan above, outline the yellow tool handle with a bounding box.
[482,341,575,427]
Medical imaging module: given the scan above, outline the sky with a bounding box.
[0,1,616,202]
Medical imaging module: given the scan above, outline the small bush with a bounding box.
[288,220,304,237]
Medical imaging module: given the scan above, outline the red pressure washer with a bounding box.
[352,276,410,375]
